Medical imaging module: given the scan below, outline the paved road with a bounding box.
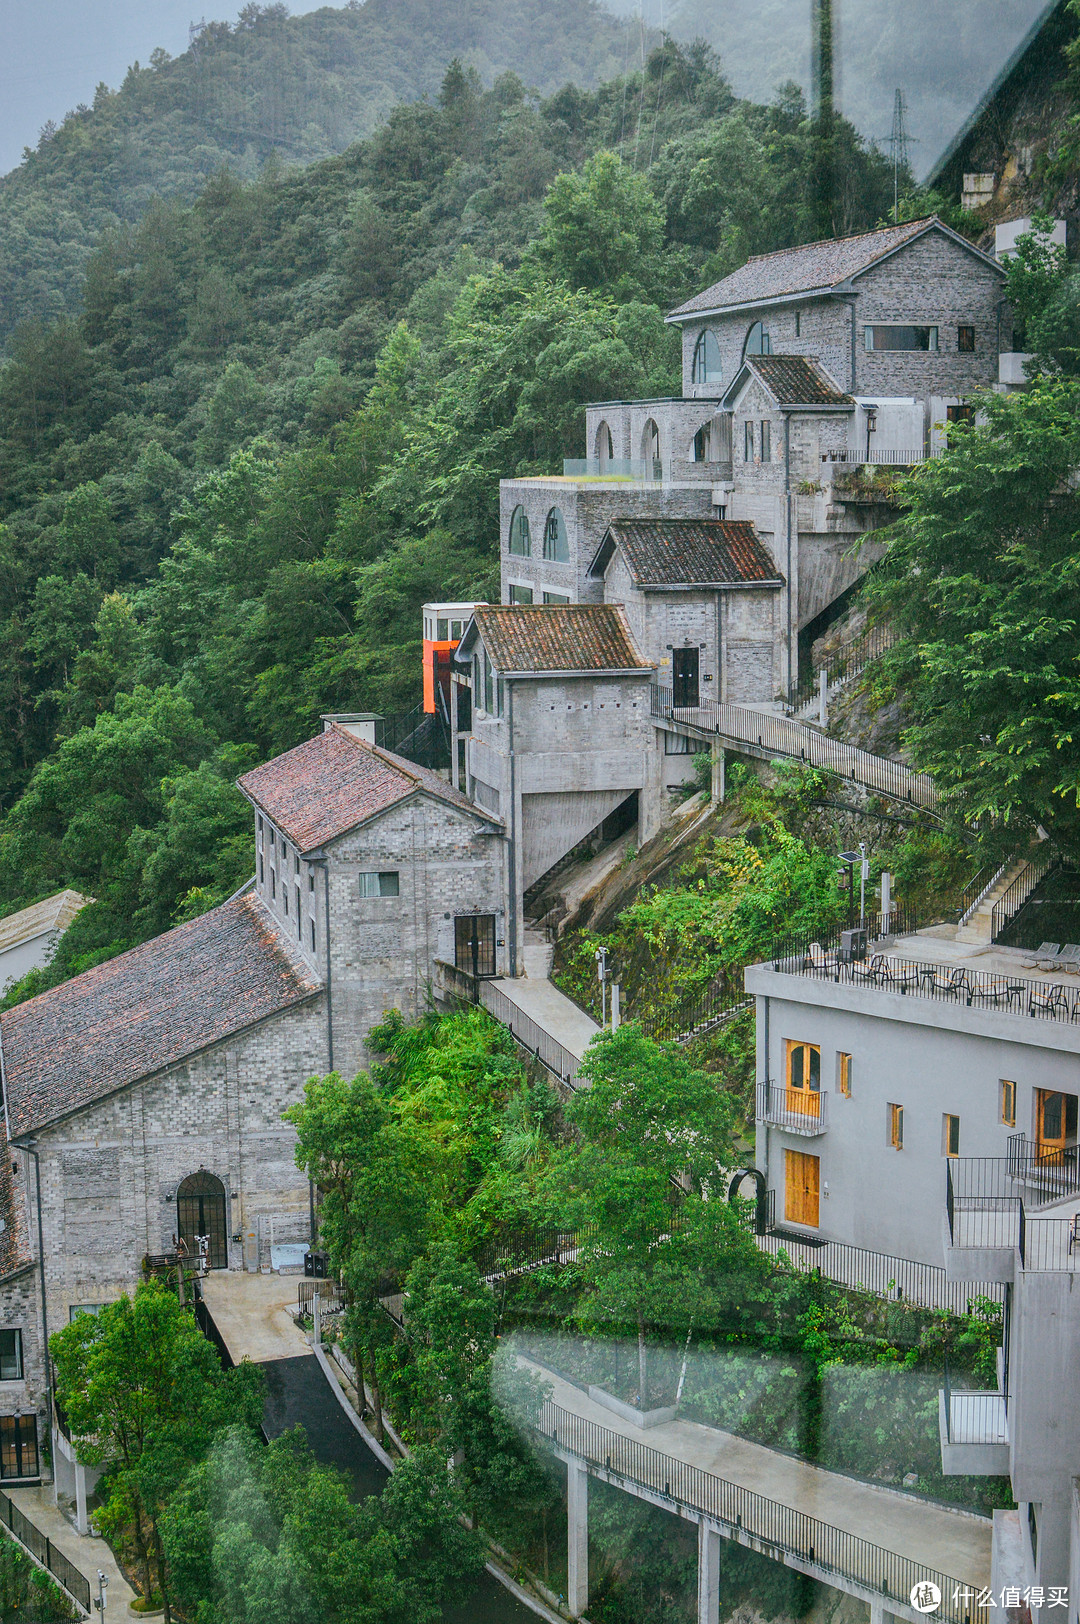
[203,1271,538,1623]
[6,1485,137,1611]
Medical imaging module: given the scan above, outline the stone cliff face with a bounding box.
[934,0,1079,235]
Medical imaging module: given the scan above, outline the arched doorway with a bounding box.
[177,1170,228,1268]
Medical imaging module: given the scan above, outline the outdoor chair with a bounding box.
[876,959,922,992]
[1028,983,1070,1019]
[1023,941,1061,970]
[1069,1214,1080,1256]
[970,976,1026,1011]
[921,964,969,998]
[804,941,839,974]
[1058,944,1080,974]
[848,952,886,984]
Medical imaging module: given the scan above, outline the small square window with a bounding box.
[1001,1080,1016,1127]
[359,872,399,898]
[0,1331,22,1382]
[957,325,976,352]
[889,1103,904,1149]
[943,1113,960,1157]
[837,1053,852,1097]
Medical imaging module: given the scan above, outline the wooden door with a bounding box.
[786,1041,821,1118]
[1036,1089,1076,1156]
[785,1150,819,1228]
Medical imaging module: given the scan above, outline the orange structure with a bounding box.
[422,602,484,717]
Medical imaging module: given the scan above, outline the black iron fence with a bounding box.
[756,1080,828,1133]
[436,960,582,1088]
[638,972,750,1043]
[297,1280,348,1318]
[754,1227,1005,1314]
[789,622,898,711]
[990,850,1059,943]
[946,1160,1080,1273]
[0,1488,91,1614]
[651,687,939,811]
[535,1399,985,1624]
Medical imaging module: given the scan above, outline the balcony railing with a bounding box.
[822,447,930,466]
[756,1080,828,1134]
[562,456,663,481]
[946,1158,1080,1272]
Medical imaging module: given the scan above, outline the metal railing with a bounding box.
[756,1080,828,1133]
[770,936,1080,1030]
[957,860,1008,927]
[639,972,750,1043]
[535,1399,985,1624]
[652,688,939,811]
[822,447,928,466]
[990,850,1060,942]
[435,960,583,1087]
[942,1366,1007,1446]
[946,1160,1080,1273]
[0,1488,91,1614]
[788,622,898,711]
[754,1228,1005,1315]
[297,1280,348,1318]
[1007,1135,1080,1203]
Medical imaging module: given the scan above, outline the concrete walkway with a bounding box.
[489,973,600,1063]
[200,1271,310,1363]
[7,1484,137,1611]
[521,1357,992,1588]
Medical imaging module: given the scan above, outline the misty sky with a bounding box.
[0,0,323,175]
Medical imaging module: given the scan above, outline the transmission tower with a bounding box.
[887,89,916,223]
[811,0,836,238]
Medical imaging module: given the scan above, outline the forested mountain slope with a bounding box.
[0,41,904,993]
[0,0,642,342]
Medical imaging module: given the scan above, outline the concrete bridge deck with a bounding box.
[518,1356,991,1624]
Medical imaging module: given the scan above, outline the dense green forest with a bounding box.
[0,40,906,993]
[0,0,645,341]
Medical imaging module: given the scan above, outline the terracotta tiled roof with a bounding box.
[238,728,482,853]
[0,894,321,1137]
[470,605,649,674]
[0,1124,32,1279]
[668,217,1000,318]
[0,889,92,958]
[744,355,853,408]
[590,520,782,589]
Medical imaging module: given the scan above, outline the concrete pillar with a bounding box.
[818,668,828,726]
[567,1460,589,1618]
[697,1522,721,1624]
[711,742,725,802]
[870,1602,893,1624]
[74,1460,89,1537]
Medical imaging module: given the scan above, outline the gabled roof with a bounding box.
[589,520,782,590]
[457,604,650,676]
[238,726,485,853]
[668,217,1004,321]
[0,889,92,958]
[722,355,854,412]
[0,894,321,1138]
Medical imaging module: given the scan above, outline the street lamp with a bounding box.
[94,1572,108,1618]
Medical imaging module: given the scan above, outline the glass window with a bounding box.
[451,620,462,639]
[958,325,976,352]
[0,1415,38,1479]
[310,919,316,950]
[258,855,264,884]
[795,311,802,337]
[0,1332,22,1381]
[435,617,448,640]
[744,420,754,461]
[268,828,275,849]
[761,420,771,462]
[543,507,569,562]
[308,868,315,892]
[508,505,531,556]
[295,886,301,935]
[864,325,939,351]
[1001,1080,1016,1127]
[943,1114,961,1157]
[283,886,288,916]
[889,1103,904,1149]
[508,584,534,604]
[543,591,570,605]
[744,321,772,357]
[257,815,263,835]
[786,1041,821,1092]
[691,328,722,385]
[69,1304,105,1321]
[484,652,494,714]
[358,872,399,898]
[837,1053,852,1097]
[270,870,276,900]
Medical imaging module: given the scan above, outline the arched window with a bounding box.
[692,328,722,385]
[641,418,661,472]
[744,321,772,358]
[176,1170,228,1269]
[508,505,531,556]
[543,507,569,562]
[595,420,614,470]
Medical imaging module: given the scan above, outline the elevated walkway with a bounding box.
[520,1356,991,1624]
[653,689,938,812]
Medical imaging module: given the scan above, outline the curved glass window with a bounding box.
[596,420,613,469]
[692,328,722,385]
[744,321,772,358]
[508,505,531,556]
[543,507,569,562]
[641,418,661,468]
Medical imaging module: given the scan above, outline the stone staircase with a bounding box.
[955,855,1034,944]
